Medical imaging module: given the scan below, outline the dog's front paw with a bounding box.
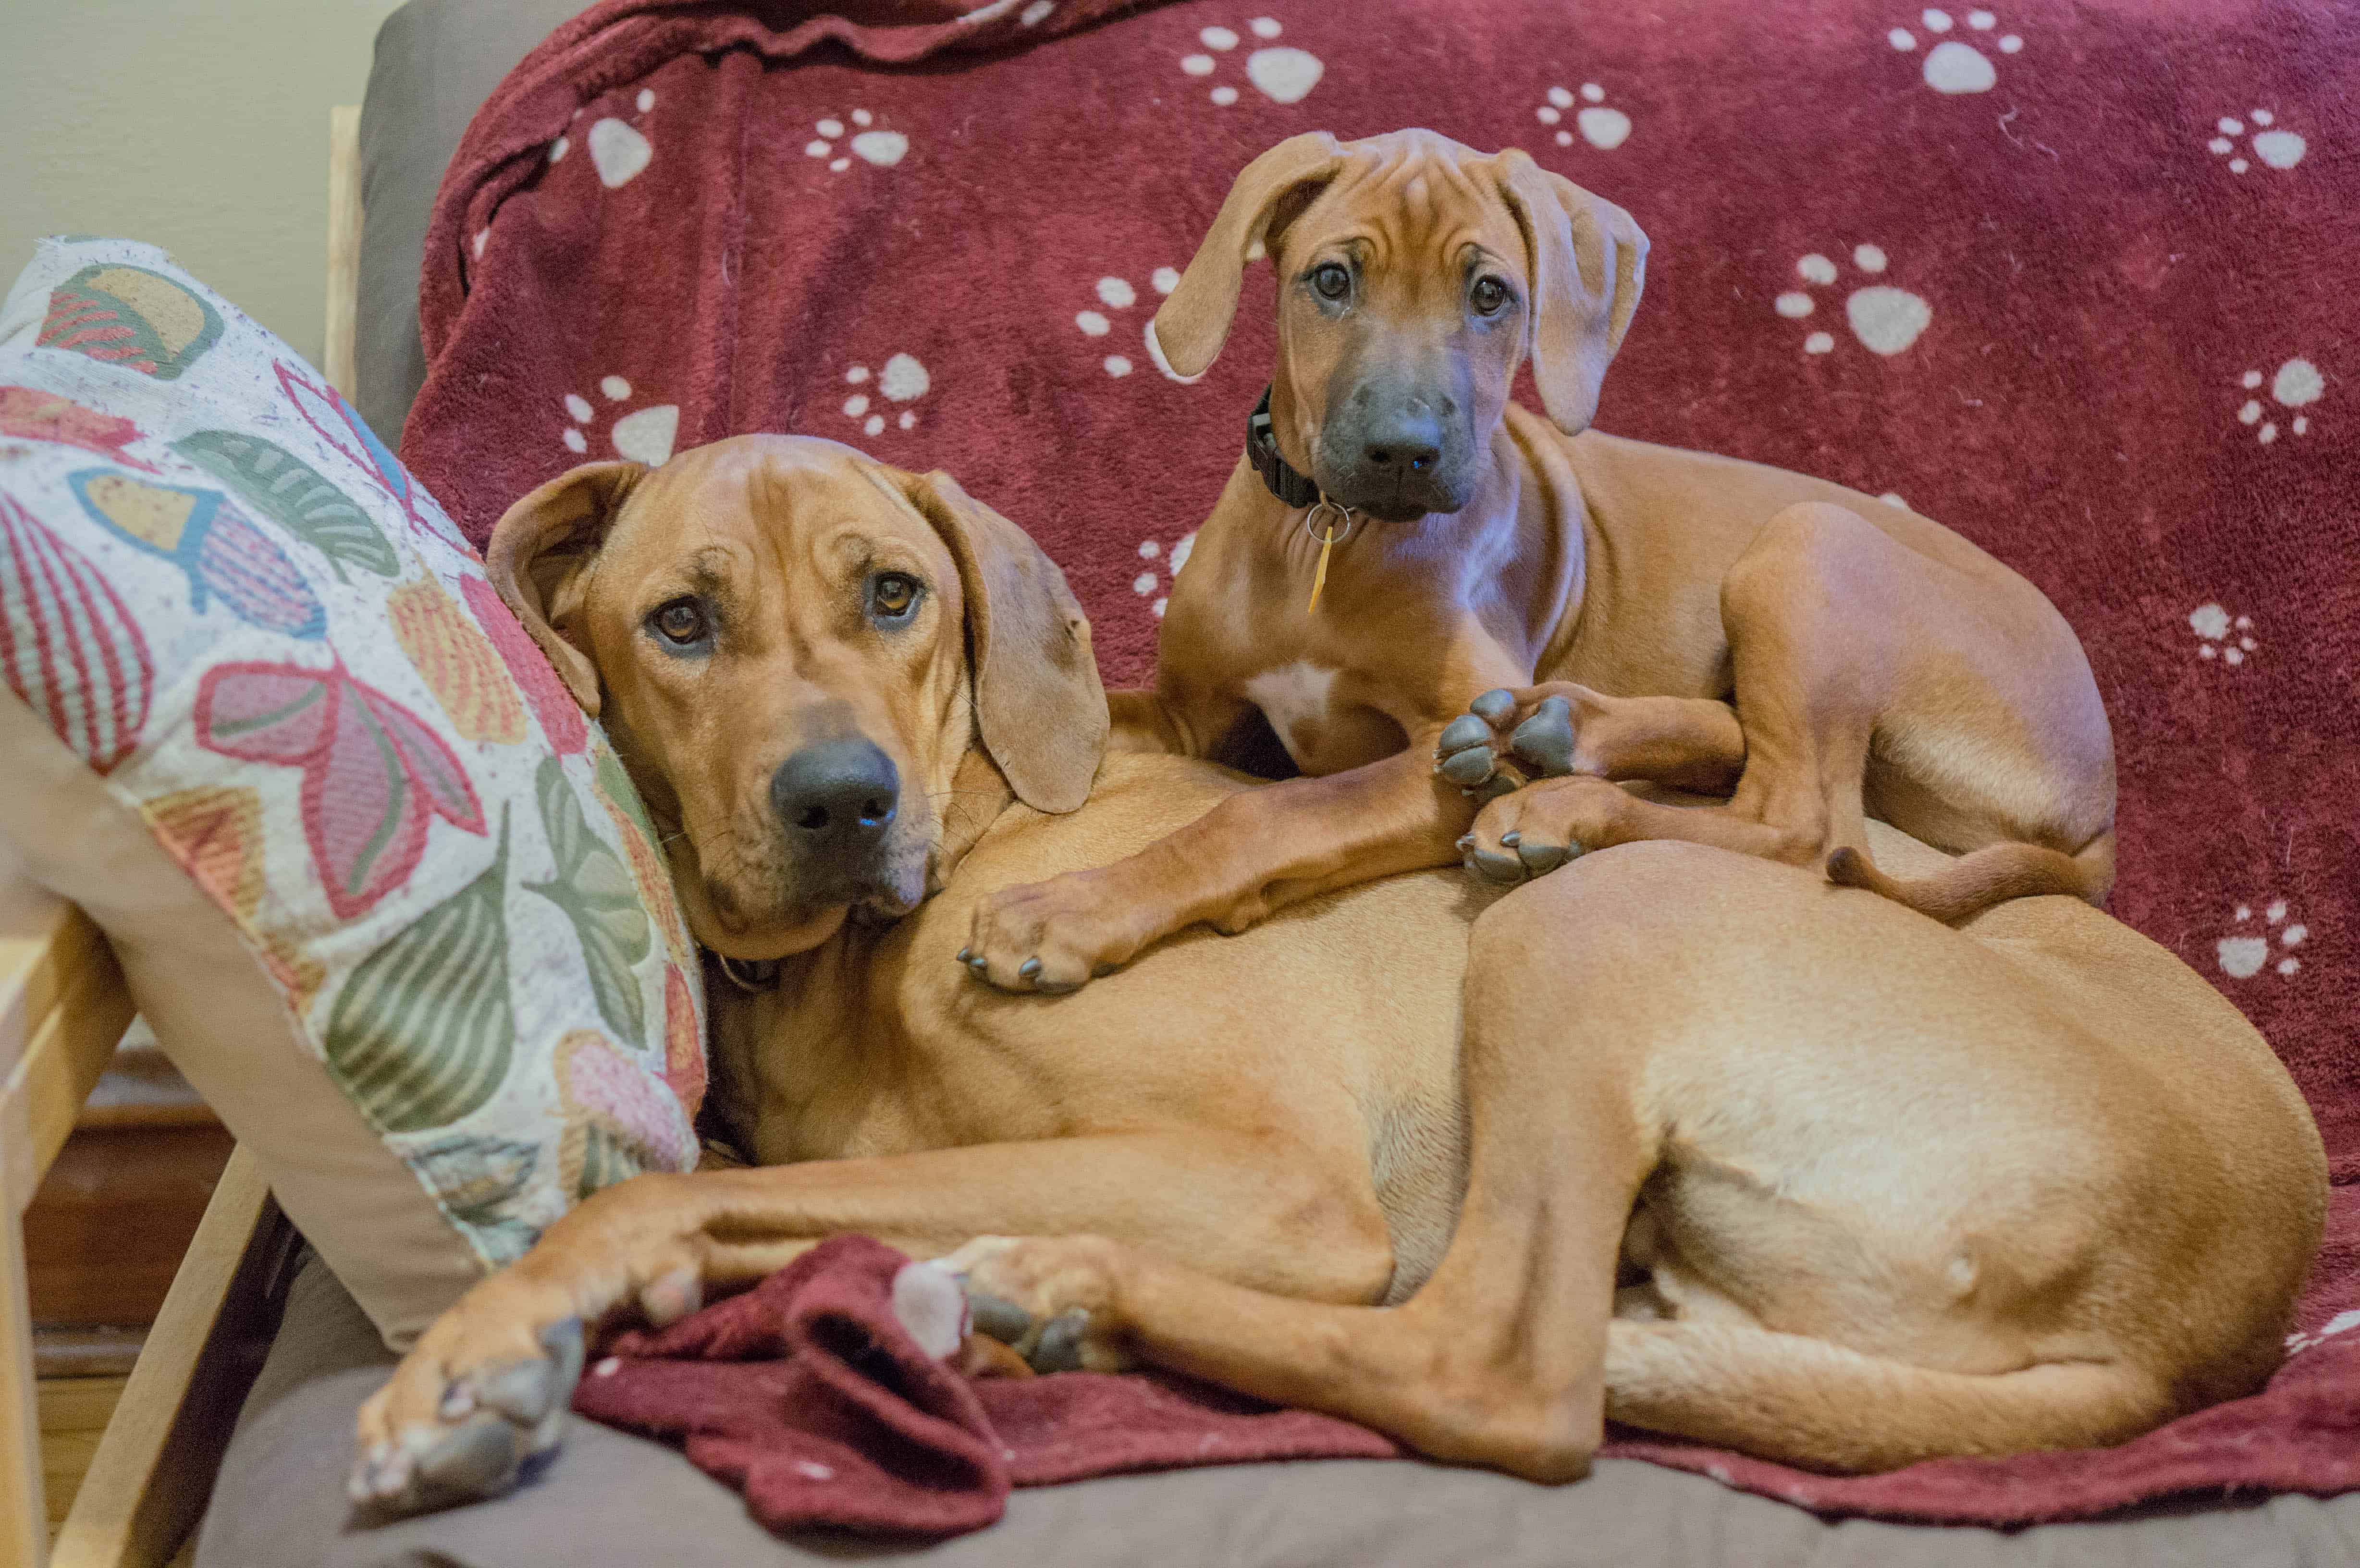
[1461,774,1626,882]
[937,1235,1137,1374]
[351,1280,587,1517]
[960,870,1149,994]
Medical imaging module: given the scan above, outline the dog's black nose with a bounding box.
[771,738,897,855]
[1360,407,1443,475]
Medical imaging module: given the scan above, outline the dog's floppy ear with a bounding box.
[1496,151,1647,436]
[901,470,1106,814]
[1150,131,1345,381]
[484,461,647,717]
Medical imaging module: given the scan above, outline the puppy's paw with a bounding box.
[1435,686,1593,803]
[961,871,1148,994]
[1462,775,1625,882]
[937,1236,1137,1374]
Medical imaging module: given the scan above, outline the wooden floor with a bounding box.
[39,1374,124,1540]
[39,1377,200,1564]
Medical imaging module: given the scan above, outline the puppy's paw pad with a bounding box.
[1509,696,1576,776]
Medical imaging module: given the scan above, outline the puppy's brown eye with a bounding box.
[869,571,921,622]
[1311,262,1351,302]
[1471,276,1510,316]
[649,597,708,647]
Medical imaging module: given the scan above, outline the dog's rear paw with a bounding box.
[938,1236,1138,1374]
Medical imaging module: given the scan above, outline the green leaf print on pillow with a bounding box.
[324,815,516,1134]
[173,429,400,582]
[525,758,652,1044]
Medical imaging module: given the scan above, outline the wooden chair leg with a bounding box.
[4,1206,49,1568]
[49,1151,283,1568]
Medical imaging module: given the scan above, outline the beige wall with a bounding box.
[0,0,406,369]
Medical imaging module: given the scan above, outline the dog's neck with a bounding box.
[700,744,1018,1164]
[1242,397,1589,648]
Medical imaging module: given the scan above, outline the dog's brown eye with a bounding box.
[1311,262,1351,302]
[869,572,921,621]
[1471,276,1510,316]
[649,597,708,647]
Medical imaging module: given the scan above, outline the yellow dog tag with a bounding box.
[1308,522,1337,613]
[1304,499,1352,614]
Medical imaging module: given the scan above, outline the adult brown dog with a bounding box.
[957,129,2116,996]
[349,436,2321,1513]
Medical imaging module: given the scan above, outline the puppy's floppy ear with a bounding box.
[484,461,647,717]
[901,470,1107,814]
[1150,131,1345,381]
[1495,151,1648,436]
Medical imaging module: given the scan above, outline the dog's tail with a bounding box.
[1823,832,2113,925]
[1606,1320,2166,1474]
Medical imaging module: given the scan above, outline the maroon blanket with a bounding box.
[570,1237,1397,1535]
[415,0,2360,1533]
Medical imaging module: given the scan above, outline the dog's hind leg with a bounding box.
[949,869,1666,1482]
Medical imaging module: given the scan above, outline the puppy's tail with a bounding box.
[1606,1320,2168,1474]
[1823,832,2113,925]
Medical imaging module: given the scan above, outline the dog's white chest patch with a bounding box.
[1244,661,1340,760]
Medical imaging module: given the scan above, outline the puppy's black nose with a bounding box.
[771,738,897,856]
[1361,406,1443,475]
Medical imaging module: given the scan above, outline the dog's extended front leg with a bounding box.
[351,1131,1389,1516]
[962,739,1472,992]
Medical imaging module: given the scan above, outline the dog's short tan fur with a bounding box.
[958,130,2116,996]
[350,436,2322,1511]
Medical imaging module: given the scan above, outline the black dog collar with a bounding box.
[1247,386,1320,510]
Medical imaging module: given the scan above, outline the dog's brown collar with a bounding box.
[1247,386,1321,510]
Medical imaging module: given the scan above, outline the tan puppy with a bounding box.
[958,129,2115,995]
[349,437,2320,1513]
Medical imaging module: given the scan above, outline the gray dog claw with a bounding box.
[1031,1311,1091,1374]
[967,1291,1034,1346]
[1470,688,1517,723]
[1509,696,1576,777]
[954,947,971,965]
[1018,957,1043,981]
[415,1412,522,1500]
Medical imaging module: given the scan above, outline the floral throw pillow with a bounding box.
[0,238,703,1272]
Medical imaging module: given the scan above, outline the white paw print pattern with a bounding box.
[560,376,678,466]
[1077,267,1187,380]
[2231,359,2323,444]
[1887,9,2021,95]
[1132,531,1196,617]
[1774,246,1931,357]
[1180,17,1323,106]
[2205,109,2307,174]
[549,89,659,188]
[838,354,930,439]
[2216,899,2308,980]
[2187,602,2258,666]
[803,108,908,174]
[2287,1309,2360,1358]
[1534,83,1631,151]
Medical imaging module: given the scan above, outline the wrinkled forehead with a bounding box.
[1280,144,1528,283]
[603,436,949,593]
